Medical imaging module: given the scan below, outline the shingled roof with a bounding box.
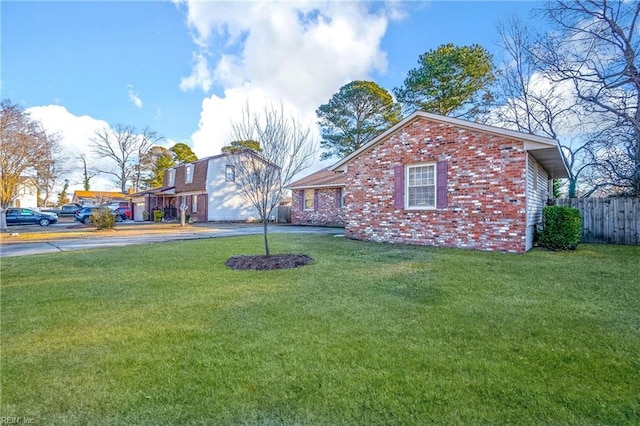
[289,167,345,189]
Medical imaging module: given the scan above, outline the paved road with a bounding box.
[0,223,345,258]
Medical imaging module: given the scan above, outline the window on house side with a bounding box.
[185,165,193,183]
[225,165,235,182]
[406,164,436,209]
[304,189,314,211]
[168,169,175,186]
[192,195,198,213]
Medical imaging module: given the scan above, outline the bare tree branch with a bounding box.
[532,0,640,195]
[90,124,162,193]
[0,99,58,230]
[228,102,316,256]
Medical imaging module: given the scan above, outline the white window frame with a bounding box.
[406,163,437,210]
[167,169,175,186]
[303,189,315,211]
[185,165,193,183]
[192,195,198,213]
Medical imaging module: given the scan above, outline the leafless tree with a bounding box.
[91,124,163,193]
[229,103,316,256]
[33,145,66,207]
[533,0,640,196]
[0,100,58,230]
[493,16,597,197]
[131,128,164,192]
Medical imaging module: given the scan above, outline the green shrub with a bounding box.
[153,210,164,222]
[91,208,117,230]
[538,206,582,251]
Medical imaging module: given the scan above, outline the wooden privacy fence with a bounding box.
[277,205,291,223]
[555,198,640,245]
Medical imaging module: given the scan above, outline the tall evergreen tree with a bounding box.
[394,43,495,120]
[317,80,401,160]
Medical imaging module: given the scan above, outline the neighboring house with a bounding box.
[131,152,262,222]
[292,111,569,253]
[9,177,38,208]
[72,191,129,207]
[290,168,346,226]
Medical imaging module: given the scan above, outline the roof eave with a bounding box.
[330,111,563,172]
[526,143,570,179]
[289,183,345,190]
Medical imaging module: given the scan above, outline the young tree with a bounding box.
[58,179,70,205]
[229,103,315,256]
[0,100,58,230]
[91,124,162,193]
[394,43,495,119]
[77,153,98,191]
[316,80,401,160]
[533,0,640,196]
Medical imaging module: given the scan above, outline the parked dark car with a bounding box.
[74,207,126,224]
[113,206,131,220]
[5,208,58,226]
[41,203,82,216]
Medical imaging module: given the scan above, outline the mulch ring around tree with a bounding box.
[225,254,314,271]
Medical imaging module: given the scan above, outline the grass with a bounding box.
[1,235,639,425]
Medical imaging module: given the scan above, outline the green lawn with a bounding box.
[1,235,639,425]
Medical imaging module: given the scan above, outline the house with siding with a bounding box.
[131,151,263,222]
[291,111,569,253]
[9,177,38,208]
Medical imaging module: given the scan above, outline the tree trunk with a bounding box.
[568,178,577,198]
[0,208,7,232]
[263,220,270,257]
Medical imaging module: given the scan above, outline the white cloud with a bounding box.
[180,52,213,92]
[127,84,143,108]
[177,0,400,171]
[27,105,124,192]
[192,84,320,154]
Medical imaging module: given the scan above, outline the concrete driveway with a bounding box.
[0,222,345,258]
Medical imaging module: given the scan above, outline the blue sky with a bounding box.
[2,0,541,191]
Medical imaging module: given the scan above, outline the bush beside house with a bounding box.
[538,205,582,250]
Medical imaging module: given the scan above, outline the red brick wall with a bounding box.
[291,188,345,226]
[344,116,528,253]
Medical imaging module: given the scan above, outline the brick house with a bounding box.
[131,151,264,222]
[290,168,346,226]
[293,111,569,253]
